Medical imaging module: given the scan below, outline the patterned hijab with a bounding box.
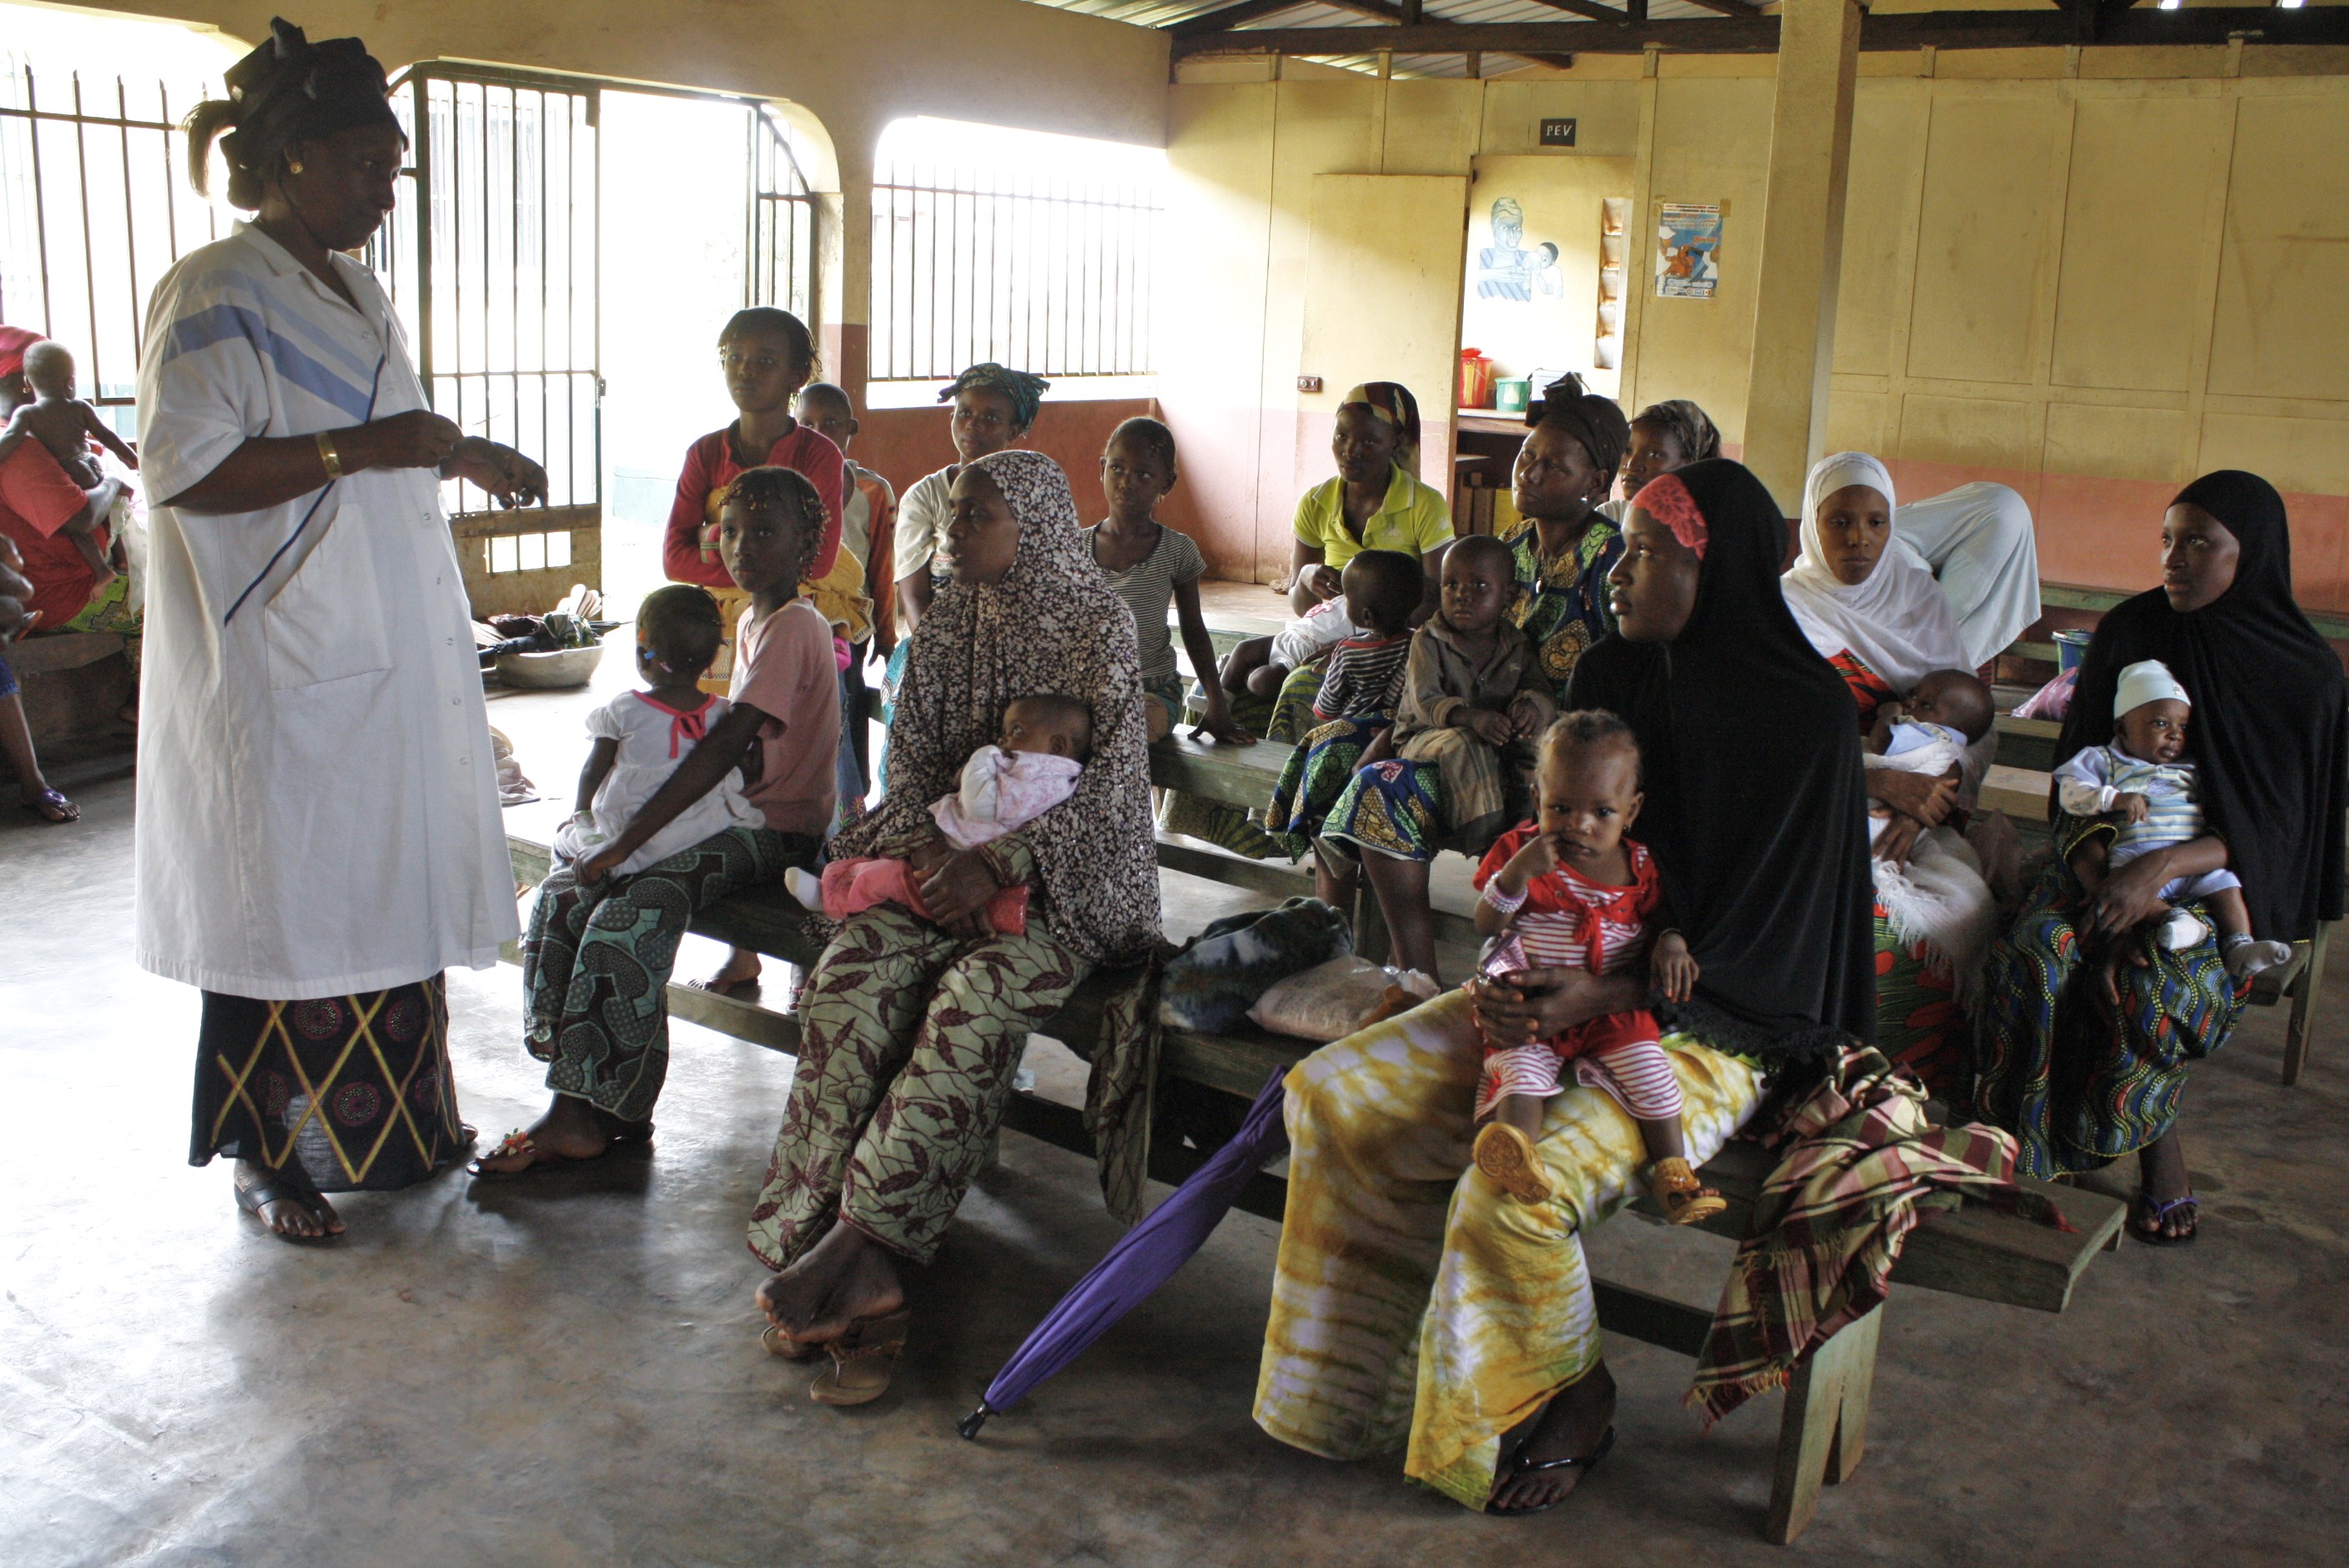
[840,449,1159,962]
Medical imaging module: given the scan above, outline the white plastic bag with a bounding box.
[1248,956,1438,1043]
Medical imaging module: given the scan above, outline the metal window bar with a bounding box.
[0,58,226,435]
[747,105,817,318]
[868,135,1159,384]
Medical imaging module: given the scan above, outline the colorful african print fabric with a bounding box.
[1688,1044,2069,1425]
[1505,515,1619,693]
[746,904,1091,1266]
[1254,989,1763,1511]
[1322,748,1448,860]
[191,975,465,1191]
[1873,902,1967,1105]
[524,826,817,1122]
[1975,836,2244,1177]
[1267,715,1387,855]
[63,572,142,672]
[1825,648,1896,733]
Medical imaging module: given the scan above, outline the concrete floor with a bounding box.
[4,656,2346,1565]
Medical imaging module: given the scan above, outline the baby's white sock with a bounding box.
[2159,908,2207,952]
[2221,932,2294,979]
[785,866,825,912]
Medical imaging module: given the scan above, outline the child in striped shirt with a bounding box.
[1467,711,1725,1225]
[1307,548,1422,722]
[2055,657,2293,978]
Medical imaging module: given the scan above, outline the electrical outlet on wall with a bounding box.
[1297,375,1323,394]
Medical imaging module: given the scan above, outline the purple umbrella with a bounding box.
[958,1067,1291,1439]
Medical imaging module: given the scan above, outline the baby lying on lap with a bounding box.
[790,694,1090,936]
[1864,667,1994,842]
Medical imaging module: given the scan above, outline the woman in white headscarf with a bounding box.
[1782,453,1996,1102]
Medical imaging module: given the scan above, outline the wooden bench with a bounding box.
[505,826,2123,1543]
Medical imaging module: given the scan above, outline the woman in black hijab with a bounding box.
[1979,471,2346,1244]
[1254,460,1874,1518]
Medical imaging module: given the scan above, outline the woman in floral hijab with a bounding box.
[747,450,1159,1400]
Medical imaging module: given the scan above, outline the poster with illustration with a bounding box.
[1654,203,1722,299]
[1476,198,1564,302]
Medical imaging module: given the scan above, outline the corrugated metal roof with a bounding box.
[1025,1,1731,79]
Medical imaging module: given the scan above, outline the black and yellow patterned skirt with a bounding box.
[189,976,468,1192]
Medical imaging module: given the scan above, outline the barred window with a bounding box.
[869,117,1161,386]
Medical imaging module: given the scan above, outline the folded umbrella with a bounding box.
[958,1067,1291,1439]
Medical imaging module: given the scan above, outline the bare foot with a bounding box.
[467,1094,631,1175]
[1488,1363,1617,1514]
[234,1159,345,1239]
[692,947,762,997]
[755,1221,906,1345]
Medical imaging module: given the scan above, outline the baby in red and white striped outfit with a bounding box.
[1468,711,1726,1225]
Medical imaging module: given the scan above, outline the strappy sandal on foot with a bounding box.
[20,787,78,824]
[1473,1123,1554,1204]
[2132,1190,2199,1247]
[1647,1156,1728,1226]
[234,1172,338,1244]
[1488,1425,1616,1517]
[809,1309,913,1407]
[761,1322,821,1361]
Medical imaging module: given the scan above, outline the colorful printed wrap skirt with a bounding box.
[1266,715,1388,857]
[1160,657,1330,858]
[1975,851,2243,1178]
[1873,902,1968,1107]
[1254,988,1763,1511]
[191,975,466,1191]
[524,825,818,1123]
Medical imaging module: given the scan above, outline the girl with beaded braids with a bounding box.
[136,17,549,1242]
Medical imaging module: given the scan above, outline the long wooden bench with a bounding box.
[505,822,2124,1544]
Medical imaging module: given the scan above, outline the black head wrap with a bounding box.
[2059,470,2347,940]
[1565,458,1875,1065]
[939,363,1049,430]
[1527,373,1629,482]
[192,18,401,207]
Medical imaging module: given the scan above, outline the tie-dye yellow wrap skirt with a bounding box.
[1252,988,1763,1510]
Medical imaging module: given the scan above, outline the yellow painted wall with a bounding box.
[1163,49,2349,608]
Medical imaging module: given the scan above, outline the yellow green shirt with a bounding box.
[1292,463,1454,568]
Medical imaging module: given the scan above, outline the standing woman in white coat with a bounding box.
[137,20,547,1242]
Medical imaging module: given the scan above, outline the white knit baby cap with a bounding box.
[2114,658,2191,721]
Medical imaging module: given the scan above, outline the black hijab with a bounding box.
[2060,470,2346,941]
[1566,459,1876,1066]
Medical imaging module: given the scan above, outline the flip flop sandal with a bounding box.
[20,788,77,823]
[1473,1123,1554,1204]
[466,1128,604,1178]
[1647,1156,1728,1226]
[686,975,761,1000]
[234,1173,339,1244]
[2132,1191,2199,1247]
[808,1309,913,1407]
[761,1322,821,1361]
[1488,1425,1617,1517]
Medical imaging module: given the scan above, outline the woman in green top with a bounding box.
[1285,381,1453,619]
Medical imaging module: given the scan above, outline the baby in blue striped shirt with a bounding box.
[2055,658,2292,977]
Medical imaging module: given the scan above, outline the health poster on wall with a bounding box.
[1654,203,1722,299]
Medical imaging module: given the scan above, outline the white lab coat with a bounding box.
[132,224,516,998]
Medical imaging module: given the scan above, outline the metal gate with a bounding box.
[378,66,603,619]
[0,59,225,436]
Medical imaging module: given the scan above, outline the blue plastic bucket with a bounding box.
[2053,628,2093,674]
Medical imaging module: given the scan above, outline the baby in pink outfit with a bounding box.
[787,694,1090,935]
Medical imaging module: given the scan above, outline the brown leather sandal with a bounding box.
[1647,1156,1727,1225]
[809,1309,913,1406]
[761,1322,821,1361]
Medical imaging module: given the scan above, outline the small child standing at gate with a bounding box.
[555,584,764,879]
[0,339,136,586]
[2055,657,2295,977]
[1469,711,1725,1225]
[787,694,1090,935]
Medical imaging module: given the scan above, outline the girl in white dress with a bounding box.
[556,585,764,880]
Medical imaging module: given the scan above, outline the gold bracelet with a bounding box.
[315,430,344,480]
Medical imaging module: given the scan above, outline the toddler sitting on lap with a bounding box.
[790,694,1089,936]
[1468,711,1725,1226]
[555,585,764,878]
[2055,658,2294,977]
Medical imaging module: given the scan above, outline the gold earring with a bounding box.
[288,159,304,173]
